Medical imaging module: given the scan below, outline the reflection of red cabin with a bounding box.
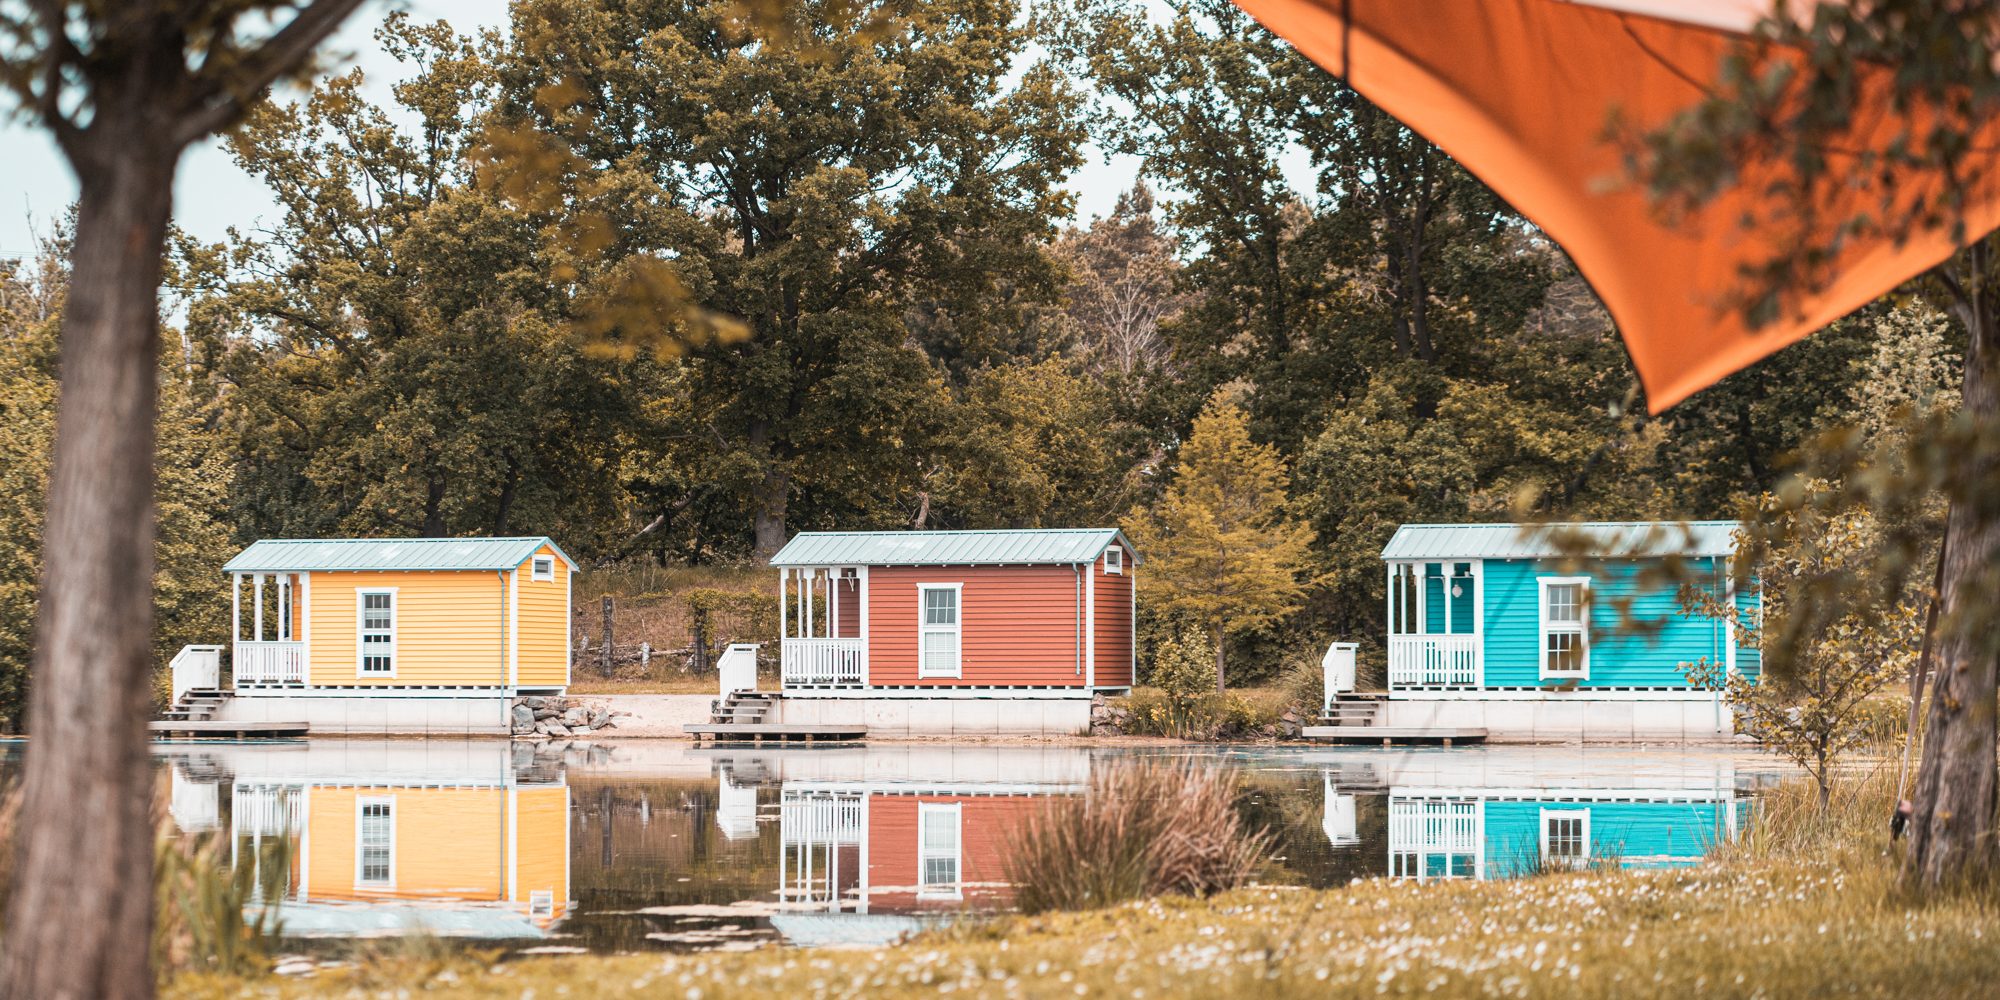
[770,530,1138,692]
[865,795,1035,911]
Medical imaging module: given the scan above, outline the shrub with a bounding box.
[1004,758,1269,913]
[154,811,286,980]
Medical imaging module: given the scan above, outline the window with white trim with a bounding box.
[918,584,962,677]
[1104,546,1123,574]
[1539,808,1590,869]
[1538,577,1589,679]
[357,797,395,886]
[529,890,555,918]
[917,803,963,897]
[358,590,396,675]
[532,555,555,582]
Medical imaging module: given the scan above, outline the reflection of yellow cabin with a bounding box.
[219,537,573,693]
[238,781,571,929]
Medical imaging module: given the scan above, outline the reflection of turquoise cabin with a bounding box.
[1385,794,1743,880]
[1352,521,1758,740]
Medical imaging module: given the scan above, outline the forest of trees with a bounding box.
[0,0,1964,726]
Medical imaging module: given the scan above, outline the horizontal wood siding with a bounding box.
[306,570,508,686]
[514,786,570,921]
[1094,547,1134,687]
[864,794,1033,911]
[836,576,861,638]
[865,565,1086,686]
[516,545,570,688]
[1481,557,1732,688]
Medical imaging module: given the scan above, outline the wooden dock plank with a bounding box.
[684,723,867,742]
[149,720,309,737]
[1301,725,1487,745]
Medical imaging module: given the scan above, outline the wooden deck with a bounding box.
[685,723,867,743]
[149,720,309,738]
[1301,725,1487,745]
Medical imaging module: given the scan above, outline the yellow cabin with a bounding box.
[219,537,574,696]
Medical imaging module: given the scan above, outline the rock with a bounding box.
[511,704,536,731]
[546,721,573,738]
[562,707,590,728]
[522,696,548,710]
[589,706,609,727]
[534,707,559,721]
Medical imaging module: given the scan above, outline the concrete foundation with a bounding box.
[1377,697,1734,742]
[213,693,511,735]
[769,696,1092,737]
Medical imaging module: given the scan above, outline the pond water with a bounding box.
[0,741,1788,954]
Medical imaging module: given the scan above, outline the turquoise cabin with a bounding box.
[1357,521,1759,740]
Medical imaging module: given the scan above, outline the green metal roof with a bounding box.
[1381,521,1742,561]
[771,529,1139,568]
[223,536,575,574]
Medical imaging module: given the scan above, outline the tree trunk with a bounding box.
[1,146,176,1000]
[1908,304,2000,888]
[752,464,790,562]
[1213,622,1227,695]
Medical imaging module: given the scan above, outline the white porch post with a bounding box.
[300,571,312,685]
[253,573,265,641]
[779,568,788,641]
[830,569,841,639]
[858,566,870,685]
[231,572,241,643]
[1471,560,1486,686]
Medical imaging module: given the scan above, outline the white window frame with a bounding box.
[917,583,963,679]
[1537,576,1591,680]
[529,889,555,918]
[531,555,555,582]
[1104,546,1123,575]
[355,795,396,888]
[356,587,398,678]
[1539,807,1591,869]
[916,802,963,899]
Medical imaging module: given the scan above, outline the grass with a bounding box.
[565,676,721,695]
[166,760,2000,998]
[1005,758,1268,913]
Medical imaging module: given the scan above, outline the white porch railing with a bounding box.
[1387,634,1479,687]
[234,641,305,685]
[781,637,865,687]
[1388,798,1482,881]
[170,644,223,705]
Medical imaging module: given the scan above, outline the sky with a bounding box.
[0,0,1315,260]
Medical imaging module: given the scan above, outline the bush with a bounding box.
[1004,758,1269,913]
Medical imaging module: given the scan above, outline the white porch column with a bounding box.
[231,572,241,643]
[830,569,840,639]
[1471,560,1486,686]
[779,568,788,641]
[253,573,265,641]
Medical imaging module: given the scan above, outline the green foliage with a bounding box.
[154,818,285,981]
[1129,392,1312,689]
[0,259,234,726]
[1685,493,1923,807]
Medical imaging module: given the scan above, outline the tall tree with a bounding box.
[1634,0,2000,889]
[0,3,363,995]
[1128,390,1312,690]
[497,0,1087,558]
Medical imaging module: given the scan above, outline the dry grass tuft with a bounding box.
[1004,758,1268,913]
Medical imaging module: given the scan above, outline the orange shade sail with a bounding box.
[1233,0,2000,411]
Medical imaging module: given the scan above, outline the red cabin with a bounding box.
[769,529,1138,694]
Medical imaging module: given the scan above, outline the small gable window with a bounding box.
[532,556,555,582]
[1104,547,1124,574]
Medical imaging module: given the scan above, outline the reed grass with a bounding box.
[1004,758,1269,913]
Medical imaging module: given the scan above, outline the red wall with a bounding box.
[864,794,1034,912]
[834,575,861,638]
[865,565,1089,686]
[1093,544,1135,688]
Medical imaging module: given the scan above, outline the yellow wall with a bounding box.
[306,570,509,686]
[517,544,571,689]
[299,785,569,919]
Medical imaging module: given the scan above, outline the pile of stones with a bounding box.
[1088,694,1132,737]
[511,696,616,738]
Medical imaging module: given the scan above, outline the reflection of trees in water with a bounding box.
[1235,769,1386,888]
[564,777,784,951]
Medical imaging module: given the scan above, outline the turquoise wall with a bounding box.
[1480,799,1736,878]
[1473,556,1749,689]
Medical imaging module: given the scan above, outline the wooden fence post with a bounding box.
[600,595,615,677]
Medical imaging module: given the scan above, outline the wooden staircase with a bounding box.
[1320,691,1387,728]
[708,691,776,726]
[159,687,229,723]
